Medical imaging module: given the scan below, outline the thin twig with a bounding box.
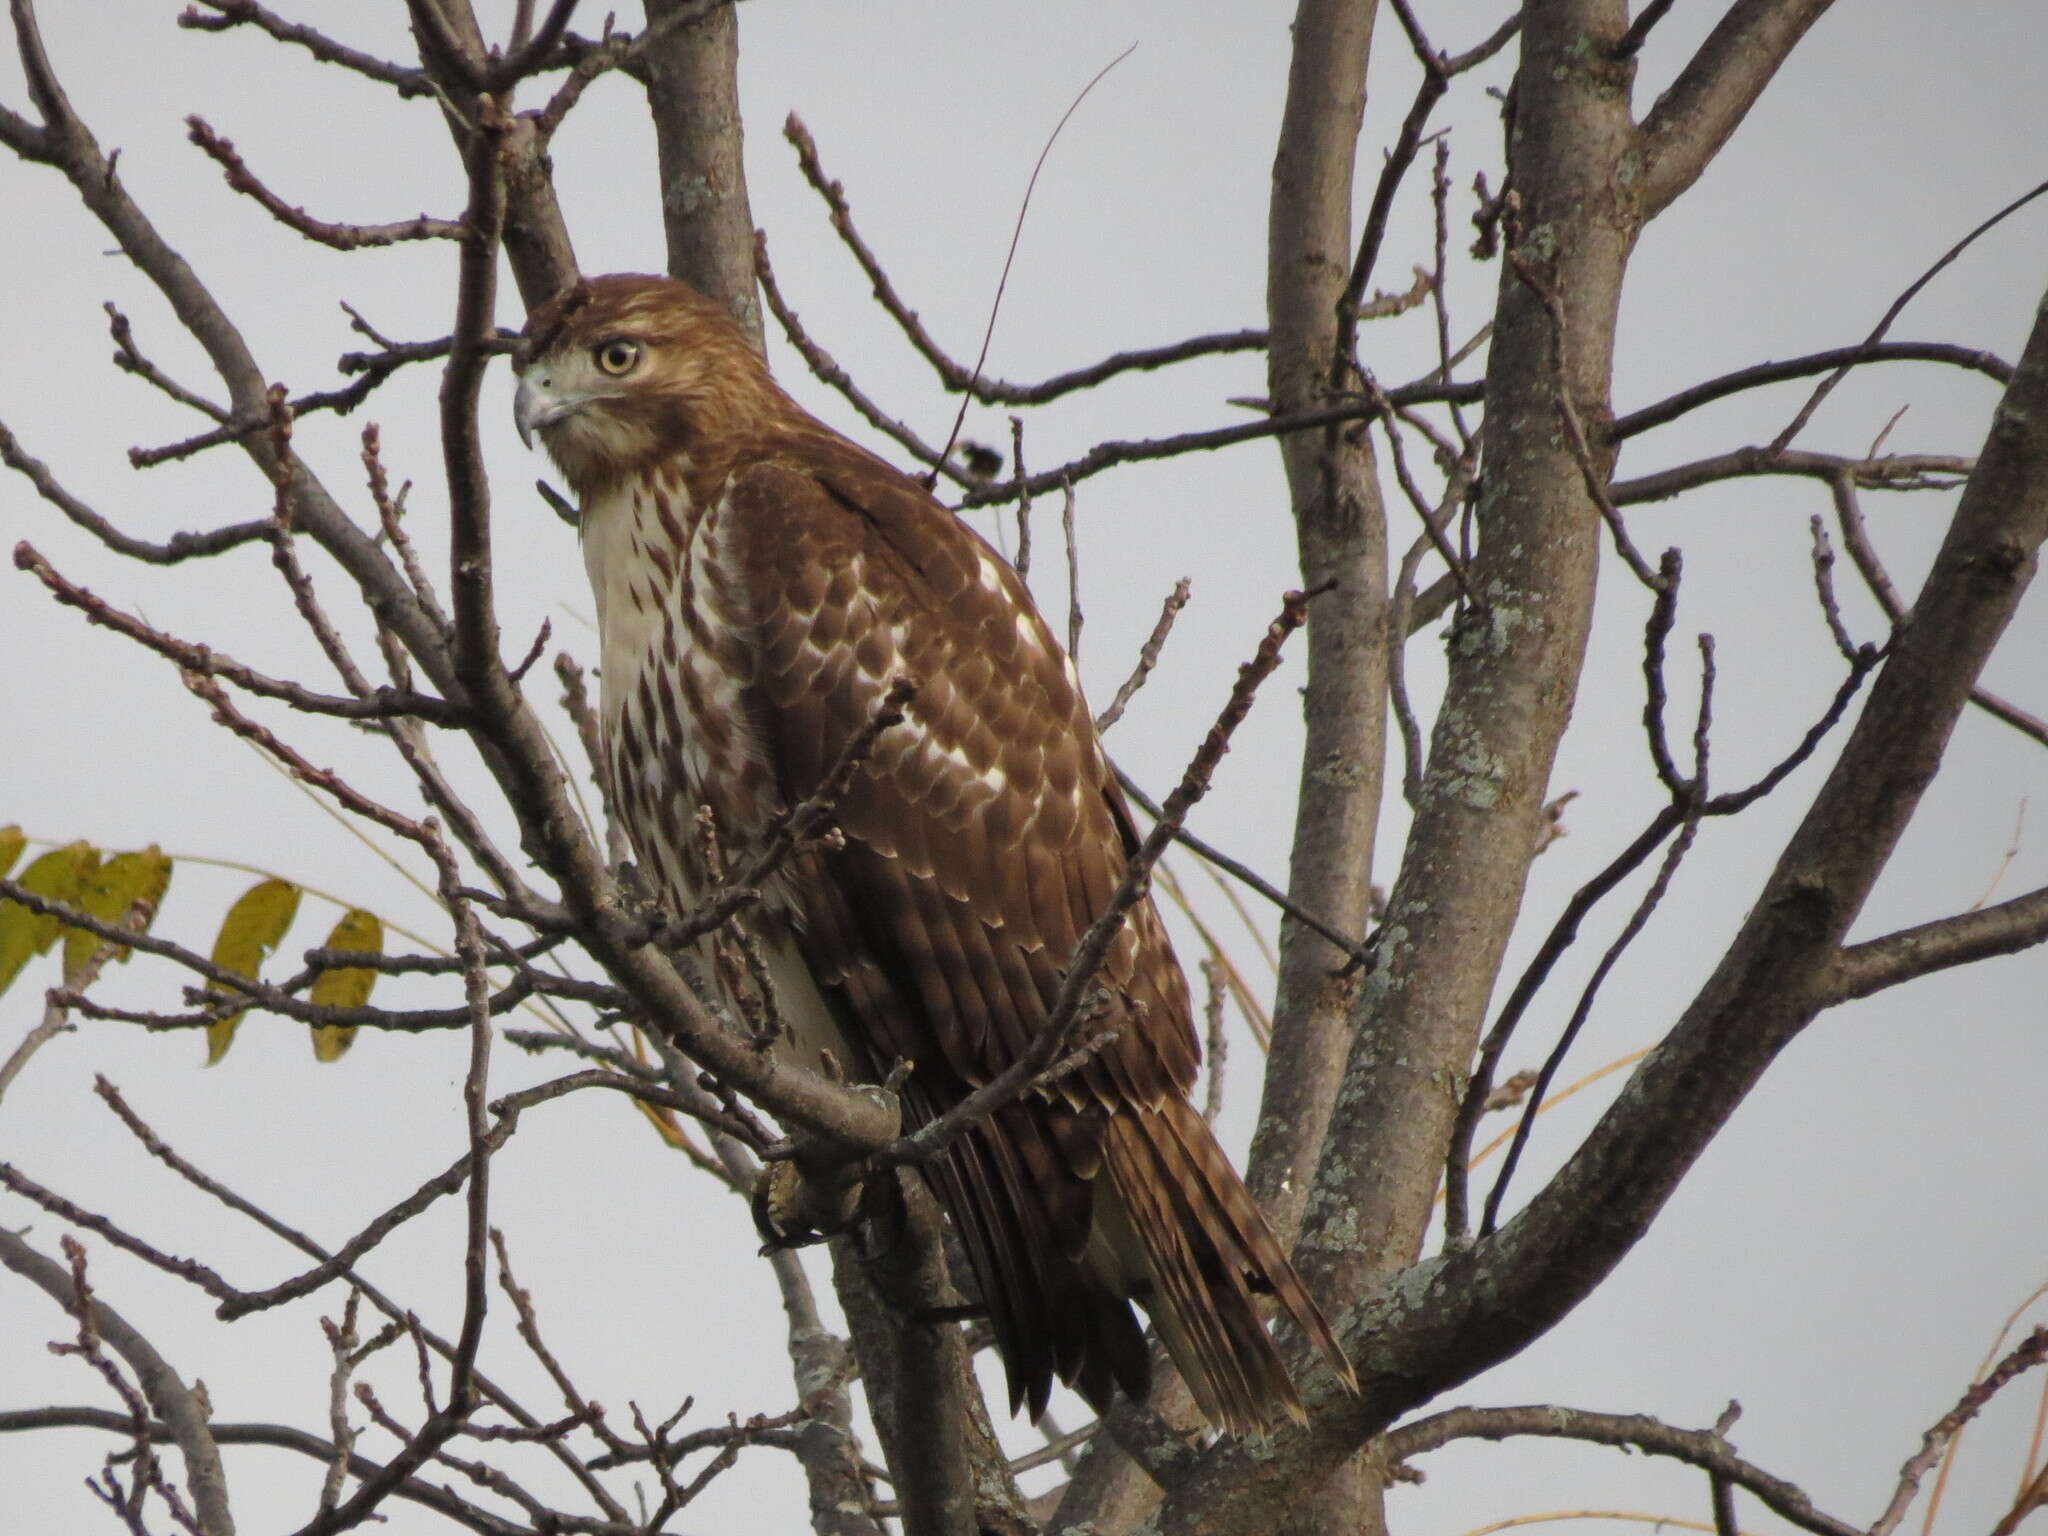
[179,1,433,96]
[1871,1328,2048,1536]
[1441,800,1683,1244]
[652,678,916,951]
[753,229,970,486]
[932,43,1138,474]
[1062,479,1083,662]
[1508,239,1664,589]
[187,116,464,248]
[1770,178,2048,453]
[1828,474,2048,750]
[1481,638,1717,1234]
[953,386,1479,508]
[1112,765,1373,970]
[781,100,1268,411]
[104,303,228,420]
[1614,0,1678,58]
[1096,578,1191,732]
[1613,447,1974,506]
[1385,1403,1863,1536]
[1334,1,1450,383]
[4,428,269,562]
[1010,415,1035,580]
[1612,342,2012,443]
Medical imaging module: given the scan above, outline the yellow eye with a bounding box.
[594,339,641,376]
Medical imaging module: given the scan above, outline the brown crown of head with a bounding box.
[513,273,785,499]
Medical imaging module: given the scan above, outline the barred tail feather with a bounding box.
[1100,1097,1356,1435]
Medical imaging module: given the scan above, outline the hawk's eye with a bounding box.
[594,339,641,376]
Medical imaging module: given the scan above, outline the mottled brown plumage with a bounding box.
[514,273,1353,1432]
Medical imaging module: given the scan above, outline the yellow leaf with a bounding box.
[205,878,302,1065]
[62,846,173,983]
[0,842,99,998]
[0,825,24,879]
[308,908,380,1062]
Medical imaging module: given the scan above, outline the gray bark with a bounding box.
[1249,0,1388,1254]
[641,0,765,347]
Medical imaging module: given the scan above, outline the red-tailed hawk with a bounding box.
[514,273,1351,1432]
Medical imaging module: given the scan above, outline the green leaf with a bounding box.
[0,842,99,999]
[62,846,173,982]
[308,908,380,1062]
[0,825,24,879]
[205,877,301,1065]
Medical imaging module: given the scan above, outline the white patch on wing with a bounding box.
[1015,613,1040,651]
[976,552,1002,593]
[933,741,977,775]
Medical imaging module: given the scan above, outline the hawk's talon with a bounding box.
[751,1157,865,1254]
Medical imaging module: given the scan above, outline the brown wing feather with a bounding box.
[727,421,1350,1429]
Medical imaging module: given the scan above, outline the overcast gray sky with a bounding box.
[3,4,2046,1534]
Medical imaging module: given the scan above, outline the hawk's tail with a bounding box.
[1098,1095,1357,1435]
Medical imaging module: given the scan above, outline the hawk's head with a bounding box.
[513,273,782,499]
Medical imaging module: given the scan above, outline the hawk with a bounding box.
[513,274,1352,1432]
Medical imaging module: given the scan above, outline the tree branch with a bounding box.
[1635,0,1842,220]
[1384,1404,1861,1536]
[180,1,433,97]
[1612,447,1972,505]
[1612,342,2013,443]
[1820,884,2048,1005]
[0,1228,235,1536]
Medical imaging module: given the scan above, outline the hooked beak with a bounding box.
[513,374,577,448]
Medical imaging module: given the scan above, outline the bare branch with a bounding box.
[1829,474,2048,750]
[1821,884,2048,1006]
[1769,178,2048,453]
[531,3,736,137]
[17,543,462,723]
[1385,1404,1861,1536]
[1613,341,2014,442]
[1509,237,1664,588]
[187,116,464,249]
[0,1230,234,1535]
[1481,639,1715,1235]
[105,303,230,420]
[179,2,432,97]
[1613,0,1678,58]
[1333,3,1447,381]
[1443,800,1684,1243]
[754,229,971,487]
[1096,577,1192,732]
[1871,1328,2048,1536]
[953,390,1469,508]
[1636,0,1843,220]
[784,111,1263,408]
[1612,447,1973,505]
[1806,516,1861,661]
[3,430,269,563]
[4,1406,533,1535]
[1112,765,1374,969]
